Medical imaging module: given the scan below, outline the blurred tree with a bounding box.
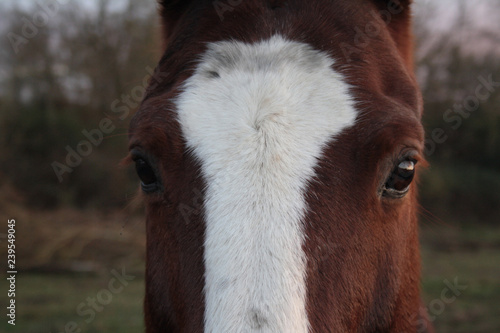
[414,0,500,223]
[0,0,159,208]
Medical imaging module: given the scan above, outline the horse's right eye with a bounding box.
[382,159,416,198]
[134,158,159,192]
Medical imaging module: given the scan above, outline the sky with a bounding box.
[0,0,132,13]
[413,0,499,31]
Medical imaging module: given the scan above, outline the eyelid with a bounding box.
[398,148,425,166]
[130,148,150,162]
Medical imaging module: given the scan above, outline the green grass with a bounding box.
[420,224,500,332]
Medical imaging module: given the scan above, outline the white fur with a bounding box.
[176,35,357,333]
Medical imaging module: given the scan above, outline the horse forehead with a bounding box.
[177,35,358,161]
[134,1,421,135]
[199,37,328,73]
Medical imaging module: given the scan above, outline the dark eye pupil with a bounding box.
[135,159,157,185]
[385,160,415,192]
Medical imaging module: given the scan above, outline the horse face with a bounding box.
[129,1,429,332]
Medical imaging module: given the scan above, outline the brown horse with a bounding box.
[128,0,434,331]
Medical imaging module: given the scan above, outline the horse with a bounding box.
[127,0,434,331]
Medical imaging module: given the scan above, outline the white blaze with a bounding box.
[176,35,357,333]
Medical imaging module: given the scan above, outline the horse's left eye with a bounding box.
[134,158,159,192]
[383,159,416,198]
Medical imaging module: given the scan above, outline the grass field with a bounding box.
[420,224,500,332]
[1,206,499,332]
[0,272,145,332]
